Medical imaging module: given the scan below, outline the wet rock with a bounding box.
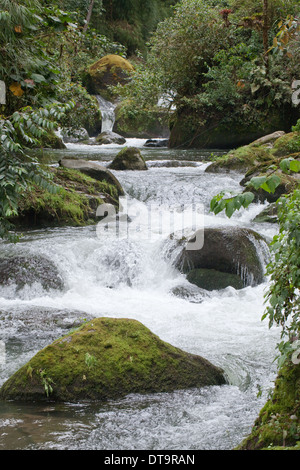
[59,158,124,196]
[0,255,64,295]
[186,268,244,291]
[0,317,226,402]
[108,147,148,171]
[175,226,269,287]
[95,131,126,145]
[252,203,278,224]
[144,139,169,148]
[61,127,90,143]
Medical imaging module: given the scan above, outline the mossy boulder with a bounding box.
[85,54,134,101]
[272,132,300,157]
[205,131,300,175]
[0,317,226,402]
[11,167,121,229]
[237,363,300,450]
[187,268,244,291]
[175,227,269,288]
[205,144,274,174]
[59,158,125,196]
[109,147,148,171]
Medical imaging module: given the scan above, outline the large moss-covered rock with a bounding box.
[85,55,134,101]
[237,363,300,450]
[59,159,125,196]
[272,132,300,157]
[0,317,226,402]
[11,167,121,229]
[175,227,269,288]
[109,147,148,171]
[205,144,274,174]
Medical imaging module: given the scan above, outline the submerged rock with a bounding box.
[175,226,269,288]
[0,317,226,402]
[109,147,148,171]
[0,255,64,297]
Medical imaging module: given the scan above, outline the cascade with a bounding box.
[96,95,116,133]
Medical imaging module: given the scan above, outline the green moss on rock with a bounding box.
[272,132,300,157]
[109,147,148,170]
[237,363,300,450]
[12,167,119,228]
[205,144,273,173]
[86,55,134,101]
[0,317,226,402]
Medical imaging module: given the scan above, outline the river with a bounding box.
[0,138,281,450]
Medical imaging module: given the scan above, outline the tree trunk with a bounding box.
[83,0,95,33]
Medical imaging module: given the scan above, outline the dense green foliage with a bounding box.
[263,189,300,367]
[57,0,176,54]
[116,0,300,145]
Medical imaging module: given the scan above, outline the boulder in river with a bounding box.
[61,127,90,143]
[0,255,64,297]
[0,317,226,402]
[95,131,126,145]
[108,147,148,171]
[59,158,124,196]
[175,226,269,288]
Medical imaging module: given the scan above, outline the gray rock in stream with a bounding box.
[174,226,270,288]
[0,255,64,298]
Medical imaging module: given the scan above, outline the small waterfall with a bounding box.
[96,95,116,133]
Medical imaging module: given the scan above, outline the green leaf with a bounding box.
[289,160,300,173]
[262,175,281,194]
[248,176,267,189]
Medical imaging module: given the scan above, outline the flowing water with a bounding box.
[0,138,281,451]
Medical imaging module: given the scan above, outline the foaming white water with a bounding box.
[65,138,148,153]
[0,149,281,450]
